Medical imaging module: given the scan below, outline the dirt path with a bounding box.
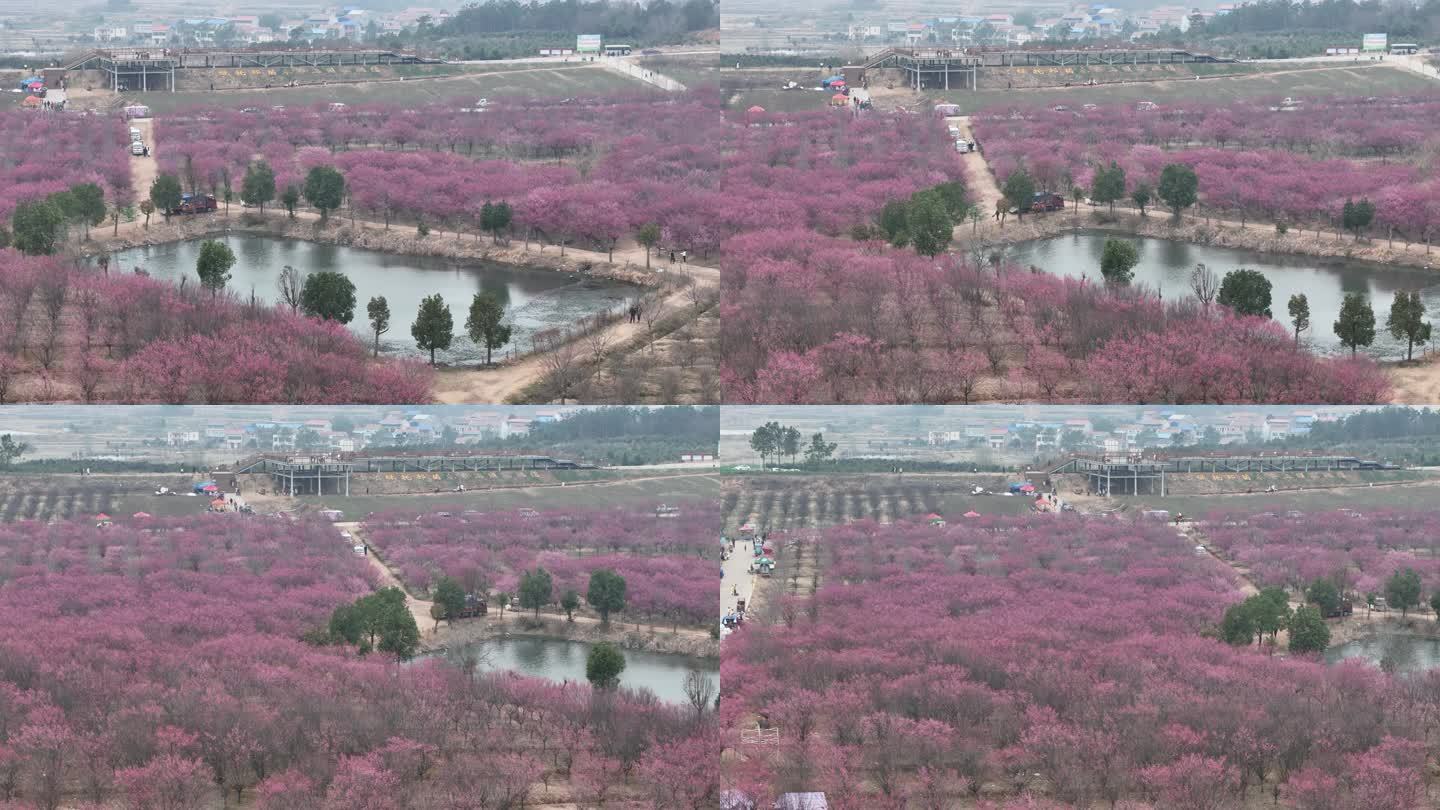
[337,521,439,633]
[1177,521,1260,597]
[1388,357,1440,403]
[946,115,1002,215]
[720,536,755,634]
[431,283,704,403]
[129,117,157,199]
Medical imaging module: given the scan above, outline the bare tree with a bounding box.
[696,366,718,402]
[277,265,304,313]
[682,669,715,721]
[641,302,665,351]
[614,359,646,402]
[540,333,582,404]
[685,280,714,313]
[673,335,698,369]
[659,369,681,404]
[1190,262,1219,305]
[37,273,68,371]
[584,324,611,365]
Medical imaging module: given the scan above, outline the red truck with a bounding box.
[169,194,217,215]
[1028,192,1066,213]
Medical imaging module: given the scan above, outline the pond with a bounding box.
[1325,632,1440,673]
[432,636,718,705]
[1004,232,1440,359]
[102,235,636,364]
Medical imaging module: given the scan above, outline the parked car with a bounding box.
[130,142,145,156]
[1028,192,1066,213]
[1321,600,1354,619]
[168,194,216,215]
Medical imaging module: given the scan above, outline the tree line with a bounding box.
[399,0,719,60]
[1221,567,1435,656]
[747,421,836,468]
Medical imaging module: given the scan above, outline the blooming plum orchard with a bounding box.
[154,93,726,254]
[0,112,132,221]
[973,95,1440,236]
[363,503,718,626]
[1200,509,1440,597]
[0,252,432,403]
[0,514,715,807]
[721,229,1390,403]
[721,108,966,237]
[722,514,1431,806]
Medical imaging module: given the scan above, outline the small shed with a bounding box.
[776,793,829,810]
[721,790,756,810]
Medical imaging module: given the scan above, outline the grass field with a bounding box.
[639,54,721,88]
[727,62,1438,113]
[721,473,1040,533]
[932,62,1438,112]
[0,485,216,522]
[305,469,720,515]
[1114,475,1440,516]
[134,64,652,113]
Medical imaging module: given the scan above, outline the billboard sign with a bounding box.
[577,34,602,52]
[1362,33,1387,52]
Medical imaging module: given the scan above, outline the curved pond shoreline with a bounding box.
[974,208,1440,274]
[83,213,654,366]
[1003,230,1440,358]
[84,210,662,290]
[427,636,718,705]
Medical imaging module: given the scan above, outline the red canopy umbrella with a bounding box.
[202,484,219,492]
[210,498,227,508]
[95,513,111,520]
[746,105,765,113]
[963,511,981,518]
[21,95,41,106]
